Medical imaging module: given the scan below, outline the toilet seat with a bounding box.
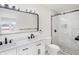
[46,44,61,55]
[48,44,60,50]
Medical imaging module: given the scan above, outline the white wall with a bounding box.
[43,4,79,13]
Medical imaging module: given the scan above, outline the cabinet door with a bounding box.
[17,44,33,55]
[0,49,16,55]
[32,41,45,55]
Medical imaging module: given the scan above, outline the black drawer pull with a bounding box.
[22,48,29,51]
[36,43,41,46]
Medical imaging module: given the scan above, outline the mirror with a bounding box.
[0,8,39,34]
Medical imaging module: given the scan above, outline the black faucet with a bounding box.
[30,34,33,39]
[5,37,8,44]
[0,41,2,45]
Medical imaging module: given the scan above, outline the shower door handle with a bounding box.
[54,29,57,32]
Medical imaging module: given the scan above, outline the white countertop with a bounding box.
[0,38,44,53]
[0,33,51,53]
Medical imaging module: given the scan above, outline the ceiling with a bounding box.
[43,4,79,12]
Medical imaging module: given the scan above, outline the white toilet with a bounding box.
[46,44,61,55]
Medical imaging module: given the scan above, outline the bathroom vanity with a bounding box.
[0,5,45,55]
[0,32,45,55]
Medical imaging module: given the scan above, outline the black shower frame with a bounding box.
[51,9,79,44]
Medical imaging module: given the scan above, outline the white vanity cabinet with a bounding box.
[0,40,45,55]
[0,49,16,55]
[16,40,45,55]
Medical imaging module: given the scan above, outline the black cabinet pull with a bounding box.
[38,49,41,55]
[22,48,29,51]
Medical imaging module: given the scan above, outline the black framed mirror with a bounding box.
[0,6,39,34]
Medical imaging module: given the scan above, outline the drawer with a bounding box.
[17,44,33,55]
[0,49,16,55]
